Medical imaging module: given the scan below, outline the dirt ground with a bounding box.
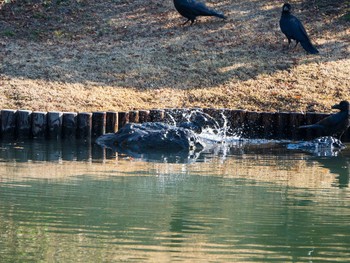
[0,0,349,113]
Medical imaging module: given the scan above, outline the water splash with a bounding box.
[165,109,283,146]
[165,109,347,157]
[165,108,234,144]
[287,136,345,157]
[97,109,347,161]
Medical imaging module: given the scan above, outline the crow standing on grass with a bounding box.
[279,3,319,54]
[298,101,350,140]
[173,0,226,25]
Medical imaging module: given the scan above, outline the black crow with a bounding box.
[173,0,226,25]
[279,3,319,54]
[299,101,350,140]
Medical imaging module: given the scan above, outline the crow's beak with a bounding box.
[332,103,341,110]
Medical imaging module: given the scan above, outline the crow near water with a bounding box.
[299,101,350,139]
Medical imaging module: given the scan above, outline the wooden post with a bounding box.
[46,139,61,161]
[1,109,17,139]
[62,112,77,139]
[276,112,289,140]
[150,109,164,122]
[164,108,181,125]
[244,111,262,139]
[105,148,117,160]
[31,141,46,161]
[92,112,106,138]
[61,139,76,161]
[229,110,246,137]
[261,112,276,139]
[106,111,118,133]
[139,110,150,123]
[118,112,129,130]
[92,143,106,161]
[32,111,47,139]
[203,108,226,130]
[129,110,139,123]
[16,110,32,139]
[76,141,91,161]
[203,108,216,117]
[47,112,63,139]
[289,112,306,141]
[15,143,30,162]
[77,112,92,139]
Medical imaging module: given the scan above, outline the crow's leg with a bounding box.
[293,41,299,49]
[283,38,291,51]
[182,19,190,25]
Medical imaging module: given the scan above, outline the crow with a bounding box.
[279,3,319,54]
[299,101,350,140]
[173,0,226,25]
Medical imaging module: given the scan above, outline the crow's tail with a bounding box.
[298,124,323,130]
[300,40,319,54]
[210,10,227,19]
[199,6,226,19]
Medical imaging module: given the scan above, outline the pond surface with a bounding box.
[0,140,349,262]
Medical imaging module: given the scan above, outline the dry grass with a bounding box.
[0,0,349,113]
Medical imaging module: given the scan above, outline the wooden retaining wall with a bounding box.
[0,108,348,142]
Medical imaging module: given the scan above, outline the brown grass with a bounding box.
[0,0,349,113]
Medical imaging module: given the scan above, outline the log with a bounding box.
[1,109,17,139]
[204,108,227,130]
[276,112,290,140]
[46,139,61,161]
[92,112,106,138]
[92,143,106,161]
[229,110,246,137]
[118,112,129,130]
[16,110,32,139]
[61,139,76,161]
[76,141,91,161]
[260,112,276,139]
[244,111,262,139]
[32,111,47,139]
[150,109,164,122]
[47,112,63,139]
[129,110,139,123]
[106,111,118,133]
[77,112,92,139]
[139,110,150,123]
[164,108,181,125]
[62,112,77,139]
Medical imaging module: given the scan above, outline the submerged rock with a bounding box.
[96,122,204,153]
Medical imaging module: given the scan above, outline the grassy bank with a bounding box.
[0,0,349,113]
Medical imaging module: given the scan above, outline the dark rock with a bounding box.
[96,122,204,153]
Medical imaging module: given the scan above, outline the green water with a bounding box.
[0,140,349,262]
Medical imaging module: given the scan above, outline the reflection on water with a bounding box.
[0,140,349,262]
[0,139,115,162]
